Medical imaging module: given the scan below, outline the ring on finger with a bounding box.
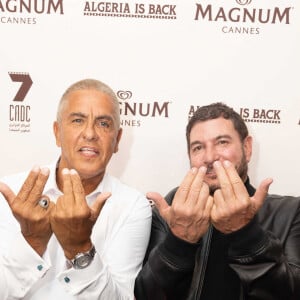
[38,198,49,209]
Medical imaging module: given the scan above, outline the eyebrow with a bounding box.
[69,112,86,118]
[215,134,232,140]
[95,115,114,125]
[69,112,114,122]
[190,134,232,147]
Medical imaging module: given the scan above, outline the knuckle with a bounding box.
[179,186,190,194]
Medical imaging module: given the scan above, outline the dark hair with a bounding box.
[186,102,248,152]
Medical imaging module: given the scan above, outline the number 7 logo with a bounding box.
[9,72,33,102]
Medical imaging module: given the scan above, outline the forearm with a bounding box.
[228,219,300,299]
[135,232,200,300]
[59,254,135,299]
[63,195,152,299]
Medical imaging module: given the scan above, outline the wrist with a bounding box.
[64,241,93,260]
[66,244,96,269]
[23,235,50,257]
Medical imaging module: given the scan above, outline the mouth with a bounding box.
[206,165,216,175]
[79,147,99,157]
[205,168,217,180]
[205,173,217,180]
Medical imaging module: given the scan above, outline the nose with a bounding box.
[203,144,219,165]
[82,121,98,141]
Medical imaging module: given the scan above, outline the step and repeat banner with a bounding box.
[0,0,299,197]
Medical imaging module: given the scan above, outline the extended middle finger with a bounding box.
[61,168,75,207]
[17,166,42,202]
[174,167,200,205]
[187,166,208,208]
[223,160,248,199]
[27,168,50,204]
[70,169,85,205]
[213,160,234,201]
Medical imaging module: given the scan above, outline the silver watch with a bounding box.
[67,245,96,269]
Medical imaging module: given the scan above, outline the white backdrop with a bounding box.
[0,0,299,197]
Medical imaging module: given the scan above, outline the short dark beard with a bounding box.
[208,151,248,196]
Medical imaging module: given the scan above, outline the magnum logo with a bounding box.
[236,0,252,5]
[194,4,291,24]
[117,90,171,127]
[0,0,64,24]
[0,0,64,14]
[194,0,293,35]
[117,90,132,100]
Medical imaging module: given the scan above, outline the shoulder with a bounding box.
[258,194,300,235]
[104,174,149,207]
[105,174,144,196]
[263,194,300,211]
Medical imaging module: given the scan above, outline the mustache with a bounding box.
[204,158,248,182]
[206,164,214,174]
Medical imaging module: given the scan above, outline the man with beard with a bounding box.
[134,102,300,300]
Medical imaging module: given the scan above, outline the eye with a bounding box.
[97,120,110,128]
[218,139,229,145]
[72,118,83,124]
[191,145,203,153]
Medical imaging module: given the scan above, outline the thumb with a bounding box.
[90,192,111,221]
[146,192,170,220]
[252,178,273,210]
[0,182,16,207]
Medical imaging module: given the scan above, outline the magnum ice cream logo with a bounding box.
[83,1,176,19]
[117,90,171,127]
[8,72,33,133]
[0,0,63,13]
[236,0,252,5]
[0,0,64,25]
[194,0,293,35]
[117,90,132,100]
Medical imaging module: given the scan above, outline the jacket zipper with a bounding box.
[194,225,213,299]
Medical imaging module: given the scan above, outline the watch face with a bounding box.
[76,254,92,269]
[70,245,96,269]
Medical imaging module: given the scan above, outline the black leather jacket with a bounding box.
[135,179,300,300]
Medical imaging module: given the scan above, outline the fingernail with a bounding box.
[224,160,231,168]
[41,168,50,176]
[32,165,40,172]
[62,168,70,175]
[213,161,221,168]
[199,166,207,173]
[70,169,77,175]
[191,167,198,174]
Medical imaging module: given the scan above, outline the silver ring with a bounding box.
[38,198,49,209]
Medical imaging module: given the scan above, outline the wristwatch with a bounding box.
[67,245,96,269]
